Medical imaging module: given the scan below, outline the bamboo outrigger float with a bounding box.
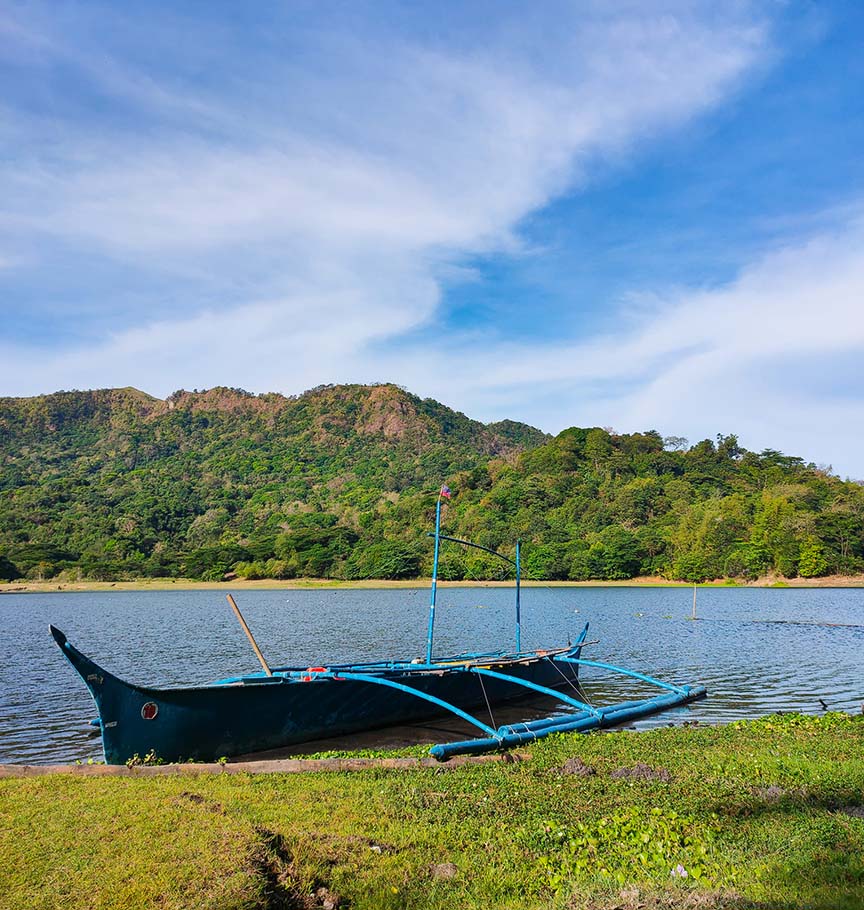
[51,491,706,764]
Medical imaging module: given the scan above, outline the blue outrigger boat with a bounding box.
[51,496,706,764]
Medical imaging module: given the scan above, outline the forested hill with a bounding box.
[0,383,862,583]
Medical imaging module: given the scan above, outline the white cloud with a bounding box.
[1,4,767,367]
[15,4,860,471]
[2,14,764,259]
[364,213,864,476]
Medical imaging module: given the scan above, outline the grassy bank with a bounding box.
[3,573,864,595]
[2,714,863,909]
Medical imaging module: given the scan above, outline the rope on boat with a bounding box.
[544,653,597,717]
[545,653,593,702]
[477,671,497,730]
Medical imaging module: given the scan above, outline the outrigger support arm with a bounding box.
[331,671,500,739]
[469,666,600,717]
[553,656,687,696]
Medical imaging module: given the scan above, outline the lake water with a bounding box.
[1,586,862,764]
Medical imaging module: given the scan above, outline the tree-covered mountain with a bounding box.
[1,384,861,583]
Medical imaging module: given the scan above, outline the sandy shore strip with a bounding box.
[0,753,522,777]
[2,573,863,594]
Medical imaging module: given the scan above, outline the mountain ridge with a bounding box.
[0,383,549,451]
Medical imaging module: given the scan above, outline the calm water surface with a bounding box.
[1,586,862,763]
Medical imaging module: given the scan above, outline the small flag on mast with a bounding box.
[439,484,452,499]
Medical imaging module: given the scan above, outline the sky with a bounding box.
[2,1,864,476]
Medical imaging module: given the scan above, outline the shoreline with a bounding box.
[0,753,508,777]
[2,572,864,594]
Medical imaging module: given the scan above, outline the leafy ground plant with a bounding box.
[535,806,716,891]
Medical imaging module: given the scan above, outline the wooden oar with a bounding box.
[226,594,273,676]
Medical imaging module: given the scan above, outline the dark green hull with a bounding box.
[50,626,582,764]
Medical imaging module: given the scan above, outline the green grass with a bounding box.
[2,714,863,909]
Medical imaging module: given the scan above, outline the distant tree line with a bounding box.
[1,386,862,583]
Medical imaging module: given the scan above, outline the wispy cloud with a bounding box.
[372,212,864,475]
[2,14,765,257]
[1,2,767,357]
[14,4,859,469]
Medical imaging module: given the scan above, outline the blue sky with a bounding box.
[2,1,864,475]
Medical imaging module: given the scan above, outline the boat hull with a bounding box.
[50,626,583,764]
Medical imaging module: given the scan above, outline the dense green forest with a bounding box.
[1,383,862,583]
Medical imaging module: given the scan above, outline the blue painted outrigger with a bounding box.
[51,497,706,764]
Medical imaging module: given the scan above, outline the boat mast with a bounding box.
[425,494,443,664]
[515,539,521,652]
